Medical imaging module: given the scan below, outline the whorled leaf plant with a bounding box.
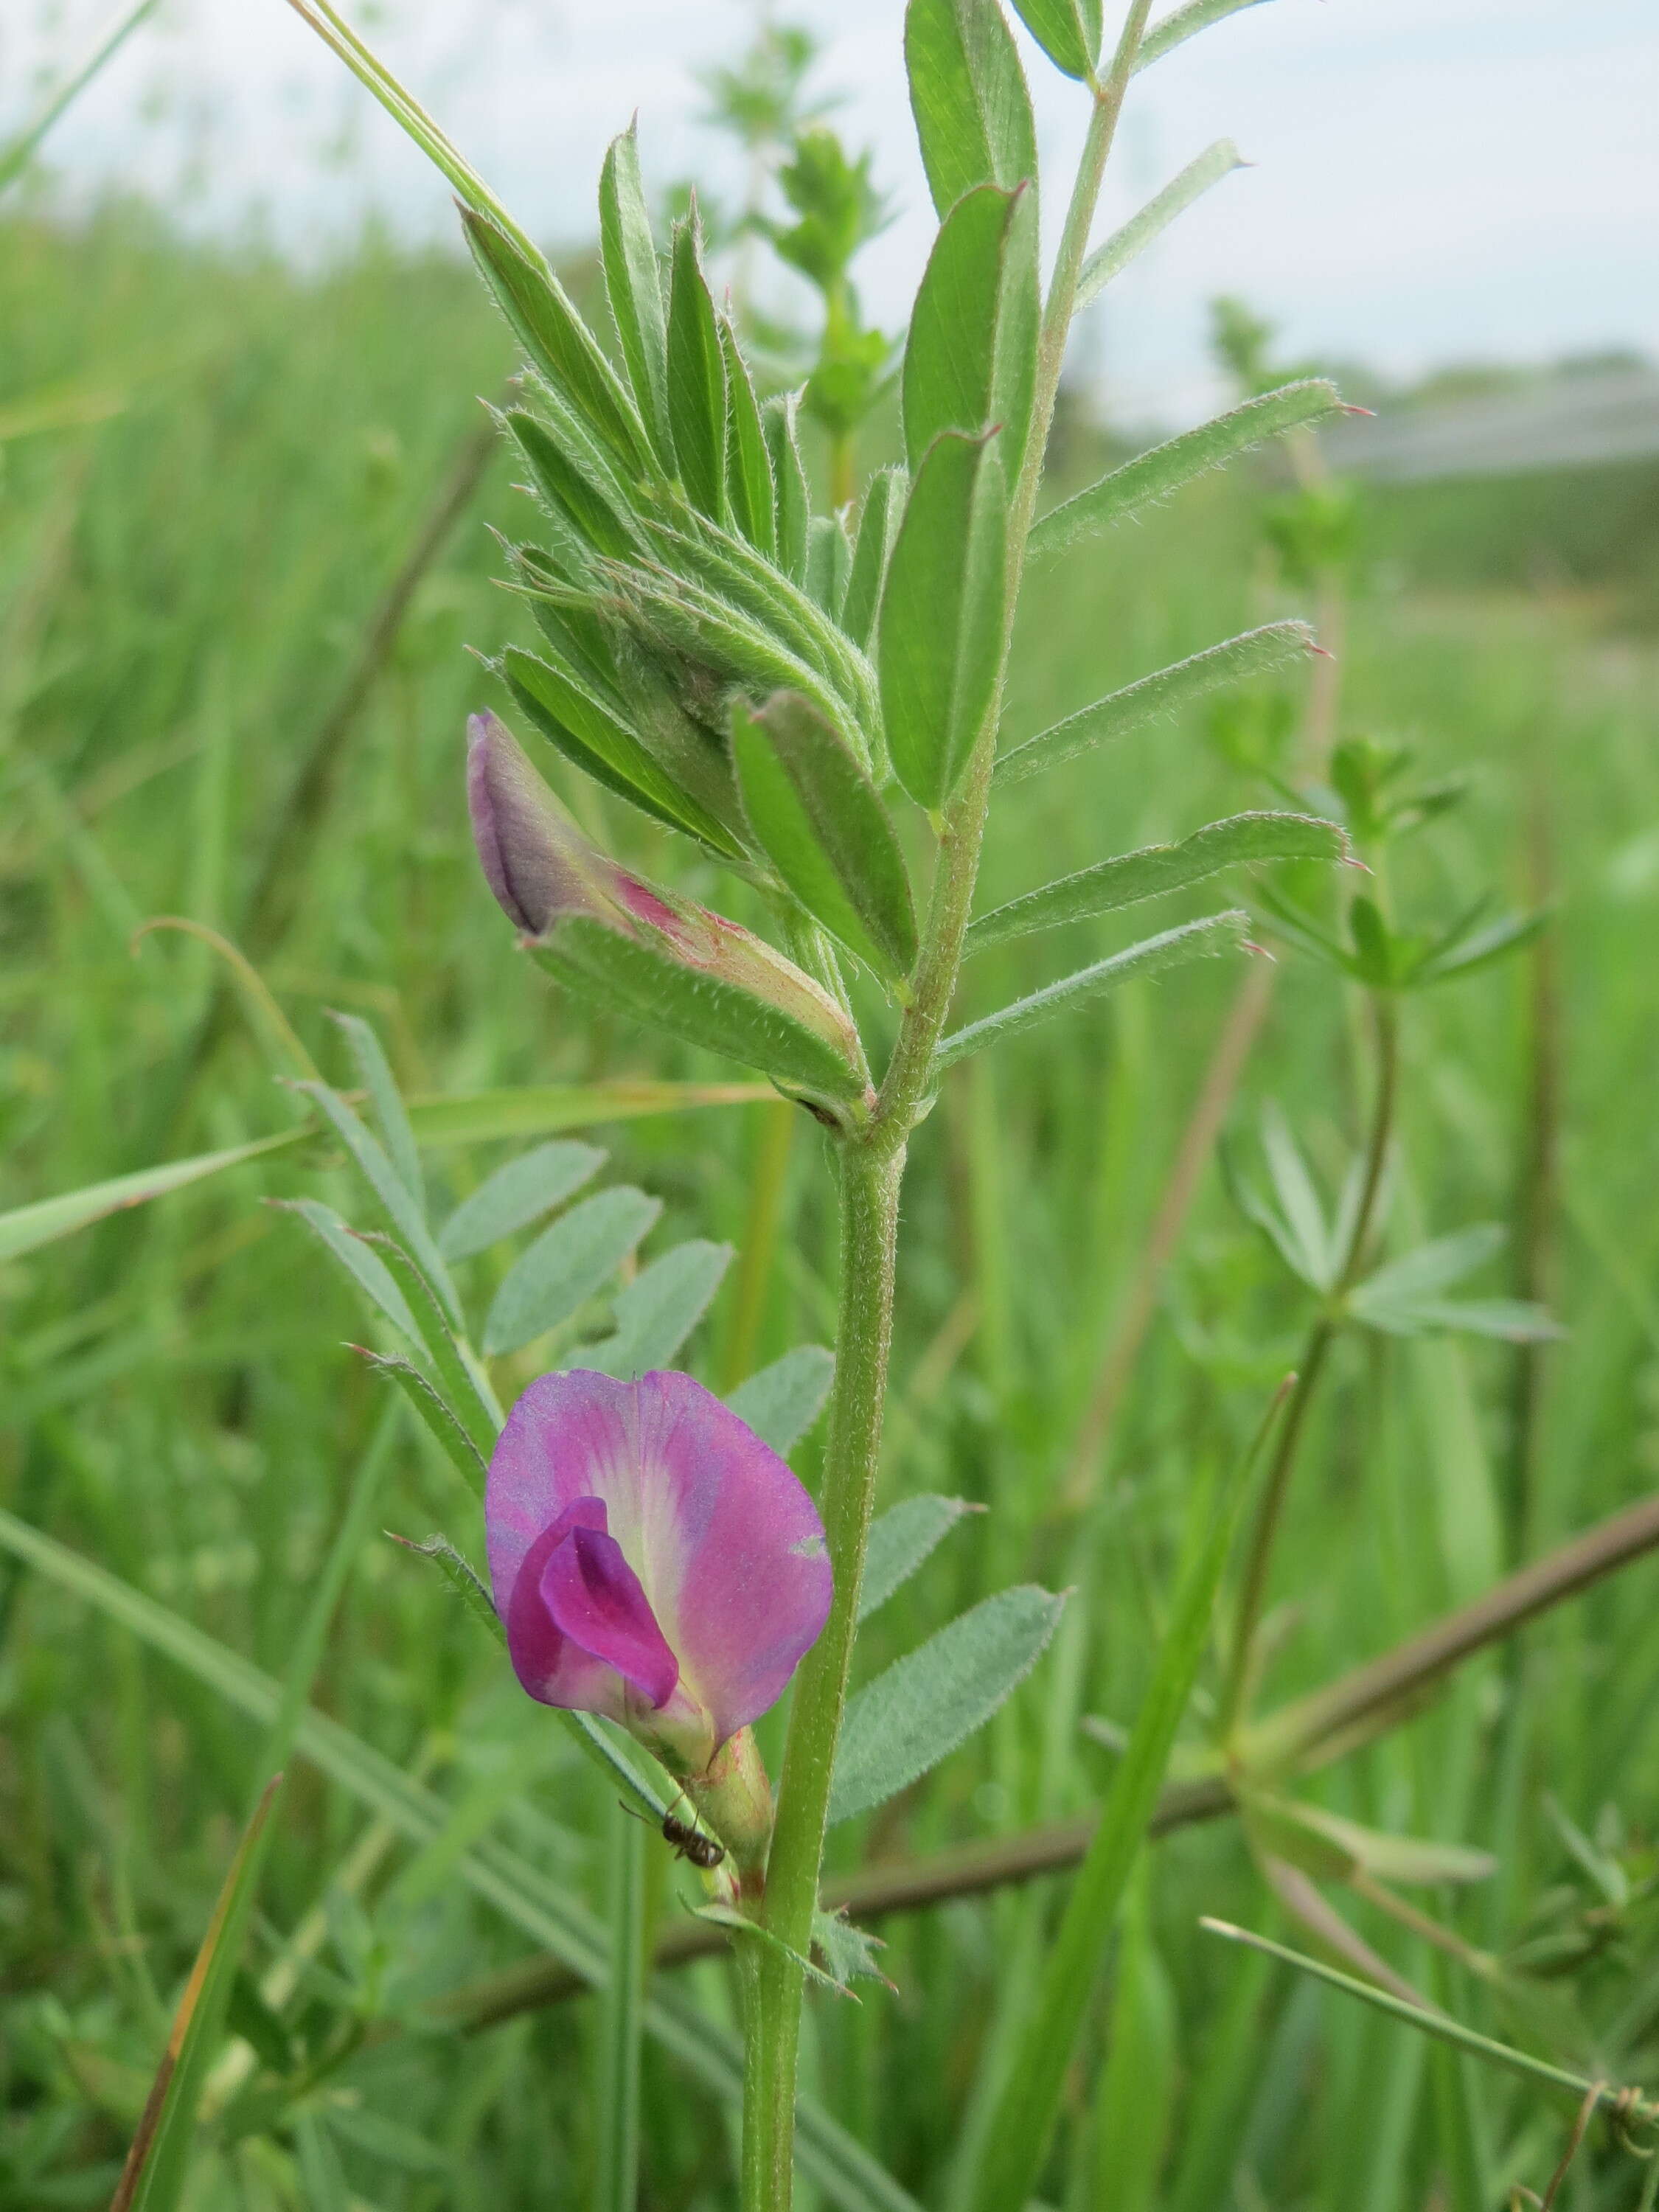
[280,0,1355,2200]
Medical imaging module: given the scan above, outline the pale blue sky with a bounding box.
[10,0,1658,422]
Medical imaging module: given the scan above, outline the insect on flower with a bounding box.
[619,1795,726,1870]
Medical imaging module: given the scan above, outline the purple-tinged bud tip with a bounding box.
[466,711,602,936]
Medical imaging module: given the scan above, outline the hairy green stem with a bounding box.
[745,26,1151,2202]
[1221,993,1399,1736]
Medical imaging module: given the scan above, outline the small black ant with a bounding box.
[620,1795,726,1870]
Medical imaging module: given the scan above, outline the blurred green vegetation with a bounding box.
[4,202,1659,2208]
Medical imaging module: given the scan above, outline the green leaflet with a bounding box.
[762,392,812,582]
[1009,0,1099,80]
[504,644,745,857]
[350,1232,499,1457]
[936,911,1251,1071]
[291,1080,460,1320]
[993,622,1312,787]
[505,408,640,561]
[1135,0,1273,73]
[438,1139,605,1261]
[599,121,670,462]
[462,207,650,479]
[1028,381,1343,561]
[859,1495,978,1623]
[903,182,1038,482]
[880,429,1009,811]
[274,1197,423,1350]
[388,1533,504,1644]
[829,1585,1066,1824]
[804,513,853,618]
[581,1239,734,1377]
[967,810,1347,953]
[509,542,627,698]
[359,1354,489,1497]
[483,1184,661,1357]
[841,467,905,653]
[667,215,728,519]
[532,918,870,1121]
[120,1778,284,2212]
[732,693,917,987]
[1075,139,1245,313]
[327,1010,422,1208]
[905,0,1039,218]
[719,316,776,554]
[726,1345,836,1453]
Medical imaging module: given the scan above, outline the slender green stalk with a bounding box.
[746,18,1155,2202]
[0,0,160,195]
[595,1799,646,2212]
[1220,992,1399,1736]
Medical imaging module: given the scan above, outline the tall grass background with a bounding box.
[4,162,1659,2208]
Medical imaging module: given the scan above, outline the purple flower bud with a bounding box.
[485,1369,833,1776]
[466,710,611,935]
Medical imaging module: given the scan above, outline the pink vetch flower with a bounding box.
[486,1368,833,1806]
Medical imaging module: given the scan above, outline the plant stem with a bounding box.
[743,20,1152,2199]
[749,1145,900,2211]
[1220,993,1399,1736]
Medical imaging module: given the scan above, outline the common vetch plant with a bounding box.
[276,0,1363,2201]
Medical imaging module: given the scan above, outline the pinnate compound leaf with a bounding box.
[358,1353,488,1496]
[582,1239,734,1376]
[720,316,776,554]
[880,428,1009,810]
[667,214,728,518]
[726,1346,835,1453]
[504,644,744,857]
[532,918,870,1119]
[1009,0,1099,80]
[483,1185,661,1356]
[116,1778,283,2212]
[733,694,918,985]
[327,1012,422,1211]
[860,1495,978,1623]
[841,467,905,653]
[1029,382,1343,562]
[599,121,670,461]
[462,207,650,478]
[1134,0,1271,72]
[1075,138,1244,313]
[967,810,1346,952]
[904,182,1038,480]
[830,1585,1065,1824]
[439,1141,606,1262]
[937,911,1250,1071]
[275,1197,422,1349]
[905,0,1038,218]
[995,623,1312,787]
[387,1532,504,1644]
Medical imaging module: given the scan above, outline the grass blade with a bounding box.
[112,1775,285,2212]
[957,1381,1290,2212]
[0,1130,299,1262]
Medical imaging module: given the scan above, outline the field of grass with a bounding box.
[4,198,1659,2210]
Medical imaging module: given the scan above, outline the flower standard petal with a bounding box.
[626,1370,834,1749]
